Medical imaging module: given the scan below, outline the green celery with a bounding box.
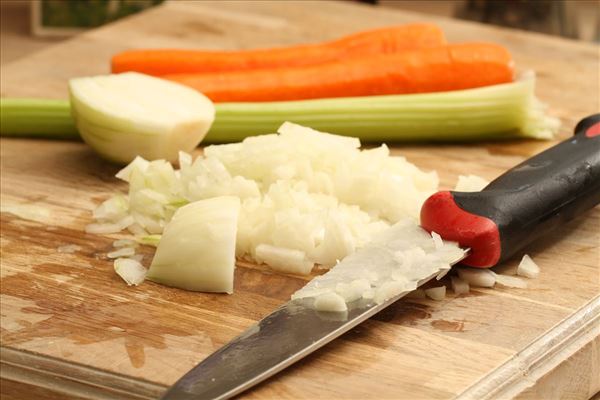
[0,98,79,139]
[0,76,559,143]
[207,76,559,142]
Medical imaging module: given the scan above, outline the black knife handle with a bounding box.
[421,114,600,268]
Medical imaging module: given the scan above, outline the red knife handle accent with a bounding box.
[421,114,600,268]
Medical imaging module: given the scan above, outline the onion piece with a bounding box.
[292,219,464,307]
[457,267,496,288]
[114,258,146,286]
[451,276,470,294]
[493,273,528,289]
[113,239,138,248]
[107,247,136,259]
[425,286,446,301]
[431,231,444,250]
[255,244,313,275]
[69,72,215,164]
[147,196,240,293]
[85,215,134,234]
[517,254,540,278]
[138,234,161,247]
[314,292,348,312]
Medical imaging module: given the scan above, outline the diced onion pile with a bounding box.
[90,122,438,275]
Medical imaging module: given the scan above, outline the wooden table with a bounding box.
[1,1,599,399]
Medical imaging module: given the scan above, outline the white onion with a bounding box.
[69,72,215,164]
[107,247,136,259]
[113,239,137,248]
[147,196,240,293]
[90,123,441,285]
[431,231,444,250]
[129,254,144,263]
[292,219,464,306]
[425,286,446,301]
[493,273,528,289]
[255,244,313,275]
[517,254,540,278]
[457,267,496,288]
[314,292,348,312]
[86,215,135,234]
[451,276,470,294]
[114,258,146,286]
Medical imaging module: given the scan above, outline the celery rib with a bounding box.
[0,98,79,139]
[0,76,559,143]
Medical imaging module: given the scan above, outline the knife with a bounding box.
[161,114,600,400]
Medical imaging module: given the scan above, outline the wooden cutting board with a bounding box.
[1,1,599,399]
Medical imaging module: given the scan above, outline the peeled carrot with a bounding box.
[163,43,515,102]
[111,24,446,75]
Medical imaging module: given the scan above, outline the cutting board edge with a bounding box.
[456,294,600,399]
[0,346,167,400]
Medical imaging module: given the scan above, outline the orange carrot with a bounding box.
[163,43,514,102]
[111,24,445,75]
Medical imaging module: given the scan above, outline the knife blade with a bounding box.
[160,265,462,400]
[162,114,600,400]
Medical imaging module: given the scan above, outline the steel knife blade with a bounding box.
[160,264,461,400]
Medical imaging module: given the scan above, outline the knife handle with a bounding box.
[421,114,600,268]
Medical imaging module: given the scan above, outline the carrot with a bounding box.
[163,43,515,102]
[111,24,446,75]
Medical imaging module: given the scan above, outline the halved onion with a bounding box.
[69,72,215,164]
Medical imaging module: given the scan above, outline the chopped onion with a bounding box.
[517,254,540,278]
[130,254,144,263]
[91,123,439,274]
[454,175,490,192]
[451,276,470,294]
[431,231,444,250]
[493,273,528,289]
[85,216,134,234]
[425,286,446,301]
[147,196,240,293]
[374,281,408,304]
[69,72,215,164]
[113,239,138,248]
[314,292,348,312]
[335,279,370,303]
[93,195,129,221]
[114,258,146,286]
[255,244,313,275]
[138,234,161,247]
[107,247,136,259]
[457,267,496,288]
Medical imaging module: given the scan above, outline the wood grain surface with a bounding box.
[1,1,599,399]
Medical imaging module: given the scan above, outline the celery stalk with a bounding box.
[0,98,79,139]
[207,75,559,142]
[0,75,559,143]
